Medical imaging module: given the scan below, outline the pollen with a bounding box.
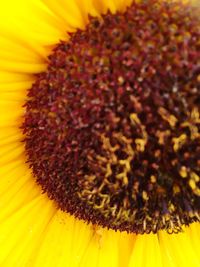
[22,0,200,234]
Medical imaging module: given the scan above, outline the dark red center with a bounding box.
[23,0,200,234]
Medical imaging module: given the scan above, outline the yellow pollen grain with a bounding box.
[181,107,200,140]
[129,113,141,126]
[179,166,188,178]
[142,191,149,200]
[191,107,200,122]
[150,175,157,183]
[130,113,148,151]
[190,172,200,182]
[172,133,187,152]
[188,178,200,196]
[104,164,112,178]
[188,179,196,190]
[135,138,146,152]
[158,107,178,127]
[173,184,181,194]
[169,203,175,212]
[156,130,171,145]
[194,189,200,196]
[119,159,131,172]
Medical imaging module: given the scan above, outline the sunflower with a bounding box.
[0,0,200,266]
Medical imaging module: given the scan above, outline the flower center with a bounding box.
[23,0,200,234]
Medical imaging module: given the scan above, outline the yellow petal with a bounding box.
[129,234,163,267]
[0,196,55,266]
[159,227,200,267]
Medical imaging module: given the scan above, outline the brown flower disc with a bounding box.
[23,0,200,234]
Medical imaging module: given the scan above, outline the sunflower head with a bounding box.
[22,0,200,234]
